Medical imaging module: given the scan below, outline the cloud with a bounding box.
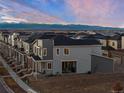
[66,0,113,17]
[65,0,117,26]
[0,0,122,27]
[1,16,28,23]
[0,0,64,23]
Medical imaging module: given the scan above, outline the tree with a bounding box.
[112,82,123,93]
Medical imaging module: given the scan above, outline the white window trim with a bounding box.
[56,48,60,56]
[47,63,52,70]
[63,48,70,56]
[38,47,42,56]
[43,48,47,56]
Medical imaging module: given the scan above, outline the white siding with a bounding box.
[122,36,124,49]
[33,40,43,57]
[108,40,118,49]
[23,42,30,54]
[99,39,107,46]
[53,45,101,74]
[91,45,102,56]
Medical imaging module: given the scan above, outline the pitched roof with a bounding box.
[109,35,121,40]
[32,55,41,61]
[38,34,56,39]
[24,33,43,43]
[53,35,101,46]
[25,34,101,46]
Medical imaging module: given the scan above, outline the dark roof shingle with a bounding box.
[54,35,101,46]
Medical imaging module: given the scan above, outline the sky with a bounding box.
[0,0,124,27]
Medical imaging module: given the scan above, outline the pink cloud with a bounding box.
[65,0,117,26]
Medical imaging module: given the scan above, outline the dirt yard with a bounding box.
[28,73,124,93]
[4,77,26,93]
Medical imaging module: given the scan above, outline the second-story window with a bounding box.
[112,42,115,46]
[27,45,28,50]
[43,48,47,56]
[39,47,41,56]
[64,48,69,55]
[35,47,37,53]
[56,48,60,55]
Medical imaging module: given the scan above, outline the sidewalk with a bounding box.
[0,56,37,93]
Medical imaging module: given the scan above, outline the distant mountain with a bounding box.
[0,23,123,31]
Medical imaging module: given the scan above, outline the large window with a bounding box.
[64,48,69,55]
[62,61,76,73]
[43,48,47,56]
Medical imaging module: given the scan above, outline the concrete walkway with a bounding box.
[0,56,37,93]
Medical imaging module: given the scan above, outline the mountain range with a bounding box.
[0,23,123,31]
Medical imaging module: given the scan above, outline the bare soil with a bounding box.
[0,67,9,76]
[29,73,124,93]
[4,77,26,93]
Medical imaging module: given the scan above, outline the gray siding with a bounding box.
[91,55,113,73]
[43,39,53,60]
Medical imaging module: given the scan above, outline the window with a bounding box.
[64,48,69,55]
[43,48,47,56]
[62,61,76,73]
[27,45,28,50]
[56,48,60,55]
[35,47,36,53]
[39,47,41,56]
[47,63,52,69]
[112,42,115,46]
[37,48,39,55]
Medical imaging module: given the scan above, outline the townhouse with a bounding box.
[52,35,102,74]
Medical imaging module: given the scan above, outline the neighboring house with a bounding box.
[108,35,121,49]
[32,34,55,74]
[23,33,44,54]
[89,34,121,50]
[98,36,110,47]
[97,34,121,57]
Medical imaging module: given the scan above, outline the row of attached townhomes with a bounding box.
[0,32,113,78]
